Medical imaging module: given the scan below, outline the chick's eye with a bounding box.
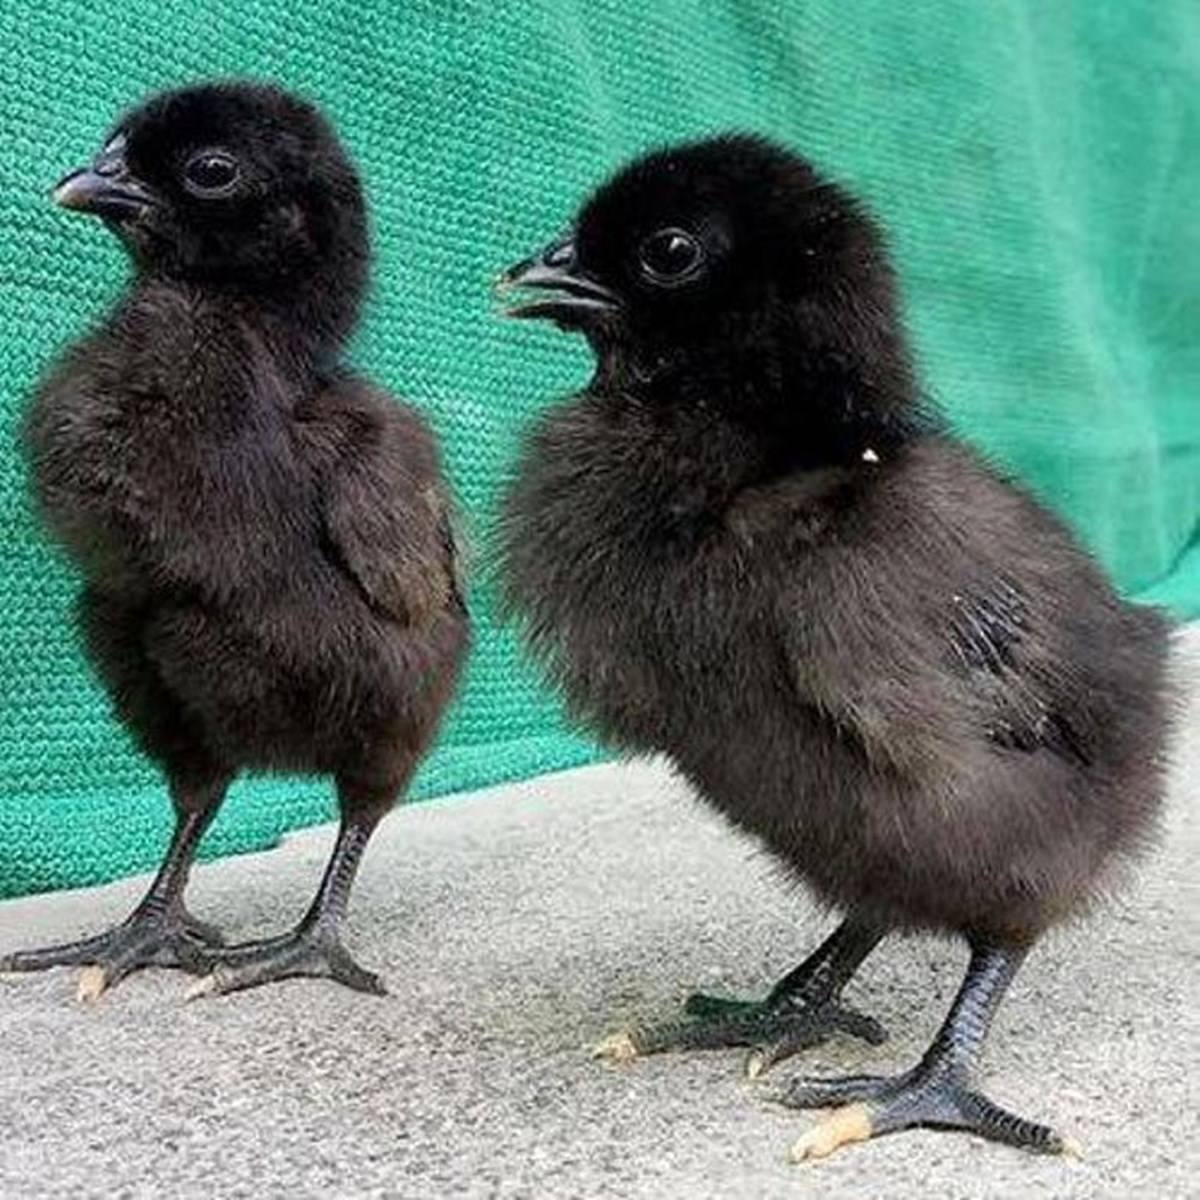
[638,227,703,285]
[183,150,240,196]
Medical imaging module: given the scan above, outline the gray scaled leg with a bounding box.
[186,776,391,999]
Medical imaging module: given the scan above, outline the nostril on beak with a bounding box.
[91,133,130,179]
[543,239,575,268]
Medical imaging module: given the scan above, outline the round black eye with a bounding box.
[183,149,240,197]
[638,227,703,285]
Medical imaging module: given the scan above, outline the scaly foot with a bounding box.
[184,925,386,999]
[0,905,223,1001]
[594,987,886,1076]
[781,1063,1081,1161]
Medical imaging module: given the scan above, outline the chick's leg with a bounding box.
[783,941,1077,1161]
[595,916,887,1074]
[0,775,229,1001]
[186,777,389,999]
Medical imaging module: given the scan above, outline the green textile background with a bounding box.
[1,2,1196,900]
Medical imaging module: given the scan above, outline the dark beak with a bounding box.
[53,135,157,221]
[497,235,619,323]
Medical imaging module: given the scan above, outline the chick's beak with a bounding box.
[497,235,619,322]
[53,135,157,220]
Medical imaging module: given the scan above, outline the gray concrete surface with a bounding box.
[2,630,1198,1199]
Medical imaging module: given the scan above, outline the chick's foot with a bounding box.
[782,1063,1077,1161]
[594,918,887,1074]
[595,990,886,1074]
[184,925,385,999]
[0,904,224,1002]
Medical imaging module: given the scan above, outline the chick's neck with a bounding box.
[131,245,365,395]
[591,319,926,478]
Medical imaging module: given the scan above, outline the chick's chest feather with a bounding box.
[29,293,285,573]
[25,284,454,618]
[501,393,781,735]
[502,394,864,701]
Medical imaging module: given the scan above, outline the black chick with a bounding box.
[497,136,1171,1159]
[7,82,468,1001]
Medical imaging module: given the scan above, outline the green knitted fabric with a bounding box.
[2,2,1197,899]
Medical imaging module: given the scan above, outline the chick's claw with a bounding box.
[789,1104,876,1162]
[592,1031,641,1062]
